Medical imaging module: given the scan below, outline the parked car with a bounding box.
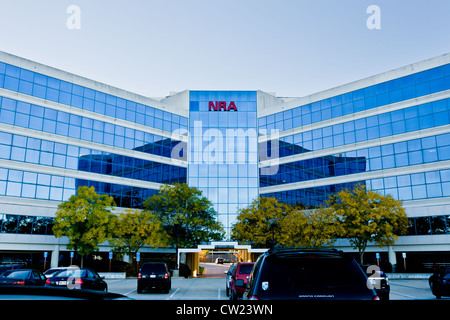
[363,265,390,300]
[229,262,255,300]
[0,262,26,274]
[239,248,379,300]
[225,263,236,297]
[137,262,171,293]
[429,267,450,299]
[215,258,224,264]
[44,267,71,278]
[0,269,46,286]
[45,268,107,291]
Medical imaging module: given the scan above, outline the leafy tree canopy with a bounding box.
[108,209,170,256]
[143,183,224,248]
[328,184,408,264]
[53,186,116,265]
[231,197,293,248]
[279,206,344,248]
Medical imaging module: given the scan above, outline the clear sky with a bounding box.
[0,0,449,98]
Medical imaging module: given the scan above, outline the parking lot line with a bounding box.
[390,290,416,299]
[124,288,136,296]
[169,287,180,299]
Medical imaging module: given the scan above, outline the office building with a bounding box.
[0,51,449,270]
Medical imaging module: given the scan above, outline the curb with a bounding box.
[386,273,432,280]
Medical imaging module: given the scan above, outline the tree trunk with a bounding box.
[359,243,367,265]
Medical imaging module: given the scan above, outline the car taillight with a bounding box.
[138,273,142,279]
[373,295,380,300]
[45,278,51,285]
[248,295,259,300]
[74,278,83,285]
[164,273,169,279]
[12,280,25,285]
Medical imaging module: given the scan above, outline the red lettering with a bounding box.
[208,101,238,111]
[228,101,237,111]
[219,101,227,111]
[209,101,218,111]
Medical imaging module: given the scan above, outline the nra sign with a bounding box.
[209,101,237,111]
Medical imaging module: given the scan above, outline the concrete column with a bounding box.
[192,252,199,277]
[50,245,60,268]
[388,246,397,272]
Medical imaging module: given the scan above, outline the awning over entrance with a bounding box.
[178,241,268,278]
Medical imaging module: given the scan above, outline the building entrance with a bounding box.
[178,241,267,278]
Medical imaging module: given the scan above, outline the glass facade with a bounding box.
[258,64,450,133]
[260,133,450,188]
[259,63,450,213]
[4,212,450,238]
[1,52,450,250]
[189,91,258,238]
[261,98,450,159]
[0,214,54,235]
[0,59,188,210]
[0,62,188,132]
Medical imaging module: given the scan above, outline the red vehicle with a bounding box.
[229,262,254,300]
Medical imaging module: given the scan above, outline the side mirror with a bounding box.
[235,279,245,287]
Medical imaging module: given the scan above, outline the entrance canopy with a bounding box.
[178,241,268,277]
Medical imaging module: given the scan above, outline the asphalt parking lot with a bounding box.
[106,278,441,300]
[105,263,444,300]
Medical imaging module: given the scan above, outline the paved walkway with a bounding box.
[198,262,230,278]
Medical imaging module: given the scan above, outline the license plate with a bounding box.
[58,281,67,286]
[150,275,156,278]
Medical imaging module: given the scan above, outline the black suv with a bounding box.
[429,267,450,299]
[239,248,379,300]
[137,262,171,294]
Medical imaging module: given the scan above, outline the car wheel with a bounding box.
[226,287,229,297]
[432,284,441,299]
[137,285,142,294]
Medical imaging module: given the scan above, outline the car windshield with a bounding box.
[1,270,29,279]
[258,253,369,298]
[141,263,166,273]
[45,269,63,275]
[54,269,86,278]
[238,264,254,274]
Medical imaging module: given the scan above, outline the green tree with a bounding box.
[143,183,224,248]
[329,184,408,264]
[53,186,116,267]
[279,206,344,248]
[108,209,170,269]
[231,197,293,248]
